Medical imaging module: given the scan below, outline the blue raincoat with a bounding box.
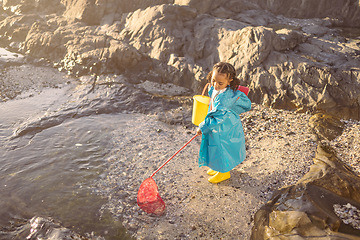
[198,86,251,173]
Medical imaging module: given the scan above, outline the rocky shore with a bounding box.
[0,0,360,239]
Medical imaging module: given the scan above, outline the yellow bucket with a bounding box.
[192,95,210,126]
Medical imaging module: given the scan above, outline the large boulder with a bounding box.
[251,142,360,239]
[0,14,41,43]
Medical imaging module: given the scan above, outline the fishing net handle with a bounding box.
[150,134,197,178]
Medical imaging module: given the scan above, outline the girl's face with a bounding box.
[211,69,233,91]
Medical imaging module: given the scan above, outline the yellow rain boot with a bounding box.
[207,169,218,176]
[208,172,230,183]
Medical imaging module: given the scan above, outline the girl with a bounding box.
[196,62,251,183]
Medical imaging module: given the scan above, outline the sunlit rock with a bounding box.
[309,113,344,141]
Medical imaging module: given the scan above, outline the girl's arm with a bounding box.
[198,109,228,135]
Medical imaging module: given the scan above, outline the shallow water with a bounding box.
[0,87,133,239]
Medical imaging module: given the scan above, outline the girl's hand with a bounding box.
[196,128,202,136]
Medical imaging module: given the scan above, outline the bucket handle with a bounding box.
[201,83,210,96]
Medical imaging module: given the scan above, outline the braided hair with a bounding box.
[206,62,240,91]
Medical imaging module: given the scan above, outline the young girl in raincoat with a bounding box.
[196,62,251,183]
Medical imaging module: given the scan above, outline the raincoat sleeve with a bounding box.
[198,108,228,135]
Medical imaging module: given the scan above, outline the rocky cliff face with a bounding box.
[1,0,360,120]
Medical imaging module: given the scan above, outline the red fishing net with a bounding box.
[137,135,197,215]
[137,177,165,215]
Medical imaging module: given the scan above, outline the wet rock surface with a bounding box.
[0,63,68,101]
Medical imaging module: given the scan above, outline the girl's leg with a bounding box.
[208,171,230,183]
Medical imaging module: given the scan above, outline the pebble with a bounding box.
[333,203,360,229]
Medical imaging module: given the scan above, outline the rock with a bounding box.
[2,0,64,15]
[13,216,104,240]
[273,28,306,51]
[334,203,360,230]
[174,0,225,14]
[219,26,275,71]
[0,47,24,65]
[309,113,344,141]
[251,143,360,239]
[137,80,191,96]
[0,14,39,44]
[253,0,360,27]
[62,0,174,25]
